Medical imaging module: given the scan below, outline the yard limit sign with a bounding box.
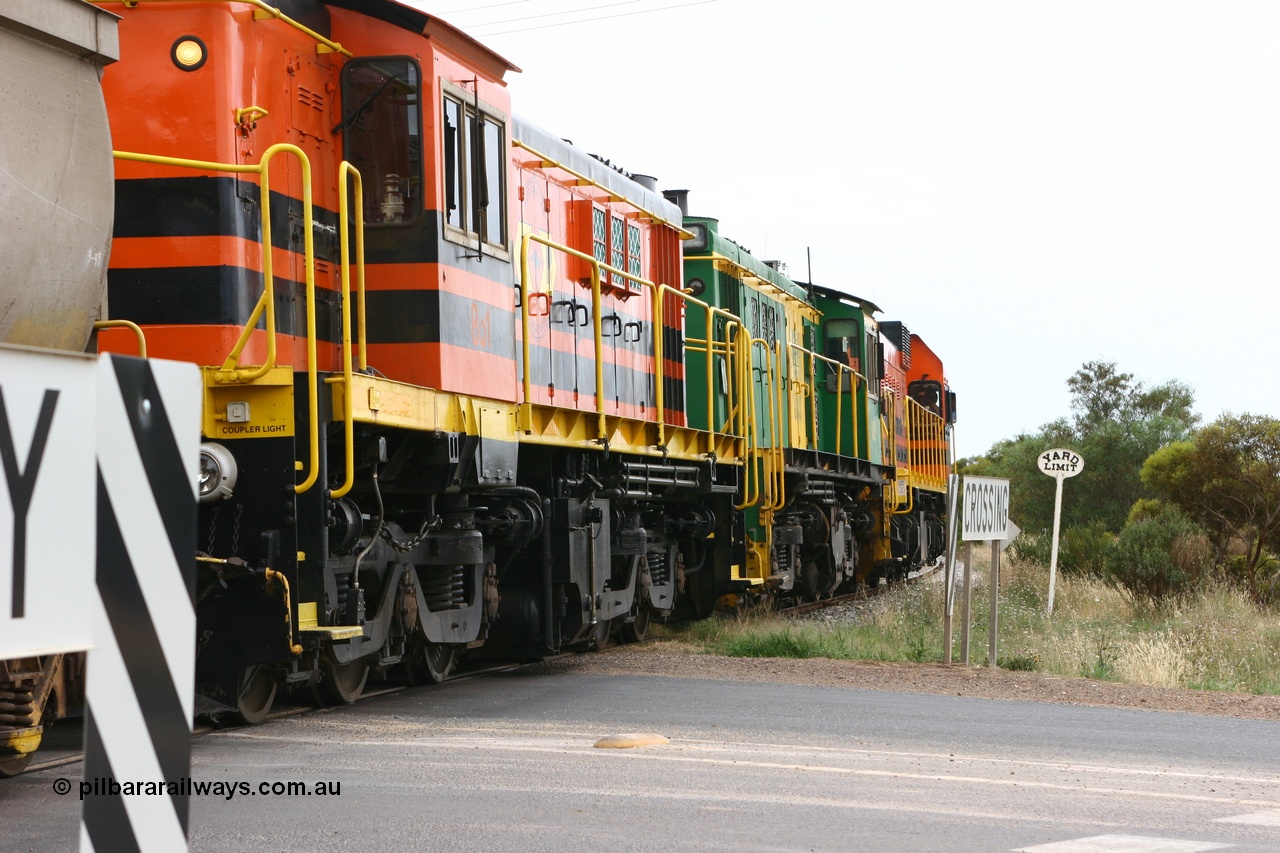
[1041,448,1084,615]
[950,476,1010,667]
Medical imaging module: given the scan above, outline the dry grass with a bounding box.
[670,551,1280,696]
[1114,635,1188,688]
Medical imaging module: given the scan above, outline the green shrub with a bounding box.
[1059,522,1114,576]
[999,649,1042,671]
[1127,498,1165,525]
[1108,509,1210,600]
[1008,530,1051,566]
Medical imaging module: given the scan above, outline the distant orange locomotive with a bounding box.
[76,0,954,724]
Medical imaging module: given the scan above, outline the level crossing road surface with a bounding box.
[7,667,1280,852]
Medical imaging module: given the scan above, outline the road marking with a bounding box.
[1214,809,1280,827]
[594,733,670,748]
[1014,835,1231,852]
[218,722,1280,789]
[216,730,1280,809]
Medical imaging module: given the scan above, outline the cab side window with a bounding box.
[823,318,860,392]
[339,58,422,226]
[442,81,507,252]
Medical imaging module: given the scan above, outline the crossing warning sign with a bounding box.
[962,476,1010,542]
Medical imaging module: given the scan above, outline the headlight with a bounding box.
[682,223,708,252]
[198,442,237,503]
[171,36,207,72]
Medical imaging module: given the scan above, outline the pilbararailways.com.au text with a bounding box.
[53,777,341,800]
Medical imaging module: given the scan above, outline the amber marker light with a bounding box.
[172,36,207,71]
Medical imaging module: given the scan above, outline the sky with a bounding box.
[409,0,1280,458]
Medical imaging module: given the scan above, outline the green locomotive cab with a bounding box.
[679,215,812,591]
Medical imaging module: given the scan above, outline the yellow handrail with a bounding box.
[660,287,745,451]
[899,392,914,513]
[513,140,692,239]
[903,396,948,492]
[881,386,895,465]
[893,394,915,517]
[110,0,353,57]
[518,233,610,440]
[519,232,744,453]
[755,339,782,512]
[788,343,866,459]
[93,320,147,358]
[735,331,760,511]
[113,143,322,494]
[325,161,366,500]
[770,340,787,511]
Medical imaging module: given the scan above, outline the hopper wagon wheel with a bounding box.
[315,659,369,706]
[406,641,457,685]
[620,608,649,644]
[0,754,32,778]
[234,664,277,725]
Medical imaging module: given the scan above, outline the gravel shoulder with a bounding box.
[524,640,1280,722]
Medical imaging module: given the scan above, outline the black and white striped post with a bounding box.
[80,354,199,853]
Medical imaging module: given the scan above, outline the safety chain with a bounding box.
[231,503,243,555]
[379,516,440,553]
[206,504,219,554]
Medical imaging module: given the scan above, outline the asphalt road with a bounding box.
[7,668,1280,852]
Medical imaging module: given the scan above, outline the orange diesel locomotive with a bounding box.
[93,0,726,720]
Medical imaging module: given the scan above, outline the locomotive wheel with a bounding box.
[234,665,277,725]
[620,609,649,644]
[407,642,457,685]
[0,754,32,778]
[316,660,369,705]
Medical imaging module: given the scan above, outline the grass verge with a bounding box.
[663,554,1280,696]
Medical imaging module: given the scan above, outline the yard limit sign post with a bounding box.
[1040,448,1084,615]
[959,476,1009,667]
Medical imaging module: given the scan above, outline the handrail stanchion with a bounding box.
[519,232,535,428]
[652,284,665,447]
[327,161,363,499]
[114,143,322,493]
[290,152,319,494]
[93,320,147,358]
[591,265,606,440]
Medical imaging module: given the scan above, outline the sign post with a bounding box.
[961,476,1009,668]
[942,474,960,663]
[1039,448,1084,615]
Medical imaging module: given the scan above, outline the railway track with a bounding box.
[18,657,543,776]
[776,558,947,618]
[16,560,948,776]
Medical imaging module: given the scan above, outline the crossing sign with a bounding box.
[961,476,1010,542]
[0,346,97,656]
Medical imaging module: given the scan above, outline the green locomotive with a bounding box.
[674,202,955,603]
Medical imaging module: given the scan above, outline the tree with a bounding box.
[1067,360,1134,431]
[970,362,1198,536]
[1142,413,1280,603]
